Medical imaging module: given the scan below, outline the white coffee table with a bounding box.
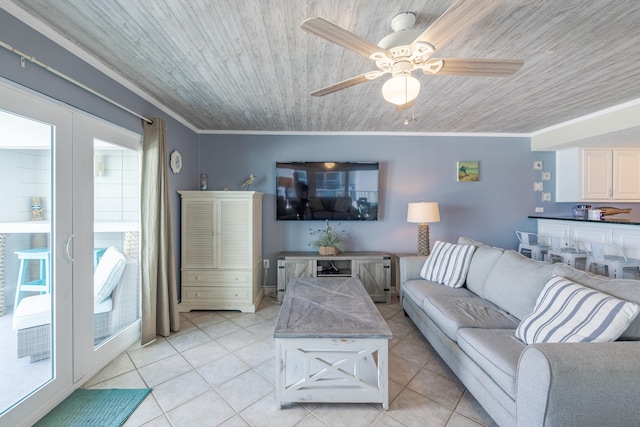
[274,276,392,409]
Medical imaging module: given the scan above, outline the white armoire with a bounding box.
[178,191,263,313]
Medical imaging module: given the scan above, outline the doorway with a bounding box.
[0,81,142,425]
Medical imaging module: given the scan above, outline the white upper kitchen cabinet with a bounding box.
[556,147,640,202]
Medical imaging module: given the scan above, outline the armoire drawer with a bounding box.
[182,270,249,286]
[182,286,249,301]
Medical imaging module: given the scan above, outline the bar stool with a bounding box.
[546,237,589,269]
[515,231,548,261]
[14,247,50,308]
[585,243,640,279]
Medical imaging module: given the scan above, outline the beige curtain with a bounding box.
[140,118,179,345]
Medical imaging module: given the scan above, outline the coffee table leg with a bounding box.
[380,339,389,410]
[275,339,284,409]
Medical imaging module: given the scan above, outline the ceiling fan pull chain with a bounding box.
[404,76,409,125]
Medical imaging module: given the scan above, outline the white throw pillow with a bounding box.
[516,275,639,344]
[419,241,476,288]
[93,246,126,304]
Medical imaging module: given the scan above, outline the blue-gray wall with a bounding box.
[198,134,543,285]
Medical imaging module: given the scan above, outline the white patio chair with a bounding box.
[12,246,137,362]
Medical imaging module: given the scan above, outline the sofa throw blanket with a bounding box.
[516,275,640,344]
[420,241,476,288]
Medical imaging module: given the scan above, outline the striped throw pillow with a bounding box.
[516,276,639,344]
[420,241,476,288]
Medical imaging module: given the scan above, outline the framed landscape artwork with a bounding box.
[457,161,479,182]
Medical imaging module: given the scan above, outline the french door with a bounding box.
[73,115,142,380]
[0,81,141,425]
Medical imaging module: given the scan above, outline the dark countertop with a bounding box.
[529,215,640,226]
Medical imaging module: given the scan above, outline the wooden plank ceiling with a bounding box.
[6,0,640,134]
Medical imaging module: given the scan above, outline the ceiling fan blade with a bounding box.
[412,0,503,52]
[302,17,390,59]
[426,58,524,76]
[310,74,372,97]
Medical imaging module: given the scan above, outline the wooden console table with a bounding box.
[277,251,391,304]
[274,276,392,409]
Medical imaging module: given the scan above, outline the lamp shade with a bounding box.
[382,75,421,106]
[407,202,440,223]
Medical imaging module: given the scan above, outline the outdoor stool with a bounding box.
[14,247,50,308]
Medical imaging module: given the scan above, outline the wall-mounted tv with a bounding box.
[276,161,379,221]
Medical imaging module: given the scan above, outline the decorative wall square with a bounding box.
[542,192,552,202]
[541,171,551,181]
[533,160,543,170]
[534,182,543,192]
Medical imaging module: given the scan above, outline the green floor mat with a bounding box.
[34,388,151,427]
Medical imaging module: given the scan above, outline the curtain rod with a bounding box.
[0,39,153,125]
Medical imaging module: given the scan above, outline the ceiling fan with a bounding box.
[301,0,524,109]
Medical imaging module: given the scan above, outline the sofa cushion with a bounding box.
[422,295,520,342]
[402,279,476,307]
[420,241,476,288]
[456,236,486,247]
[13,294,51,330]
[516,276,640,344]
[458,237,505,298]
[94,246,127,304]
[13,294,112,330]
[484,250,557,320]
[457,328,525,399]
[308,197,324,212]
[333,197,352,213]
[551,262,640,340]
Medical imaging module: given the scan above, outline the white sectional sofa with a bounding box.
[399,237,640,427]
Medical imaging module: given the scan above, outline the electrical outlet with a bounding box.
[535,207,544,213]
[263,259,269,269]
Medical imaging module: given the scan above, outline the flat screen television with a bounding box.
[276,161,379,221]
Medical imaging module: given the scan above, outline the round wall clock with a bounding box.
[170,150,182,173]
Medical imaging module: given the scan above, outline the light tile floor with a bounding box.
[84,295,497,427]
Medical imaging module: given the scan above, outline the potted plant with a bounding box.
[309,220,348,255]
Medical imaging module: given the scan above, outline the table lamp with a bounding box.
[407,202,440,256]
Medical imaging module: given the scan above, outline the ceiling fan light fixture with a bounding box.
[382,75,420,106]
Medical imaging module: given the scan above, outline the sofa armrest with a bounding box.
[517,342,640,427]
[399,256,427,285]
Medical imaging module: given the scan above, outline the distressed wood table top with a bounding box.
[274,276,392,339]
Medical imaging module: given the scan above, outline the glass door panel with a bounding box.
[0,109,54,414]
[72,115,141,382]
[93,139,141,348]
[0,81,74,425]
